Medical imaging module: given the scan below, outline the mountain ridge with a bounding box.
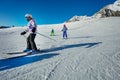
[66,0,120,22]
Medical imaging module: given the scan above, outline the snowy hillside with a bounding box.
[66,15,92,22]
[94,0,120,18]
[0,17,120,80]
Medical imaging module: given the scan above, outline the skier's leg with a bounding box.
[63,31,67,39]
[51,32,53,36]
[52,32,54,36]
[50,32,52,36]
[65,32,68,38]
[27,35,32,49]
[30,34,37,50]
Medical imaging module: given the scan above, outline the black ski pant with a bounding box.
[27,33,37,50]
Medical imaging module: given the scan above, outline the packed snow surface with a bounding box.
[0,17,120,80]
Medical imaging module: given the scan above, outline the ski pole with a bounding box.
[37,32,57,42]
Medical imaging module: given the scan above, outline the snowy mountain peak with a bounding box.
[67,0,120,22]
[108,0,120,11]
[66,15,79,22]
[94,0,120,18]
[66,15,92,22]
[115,0,120,6]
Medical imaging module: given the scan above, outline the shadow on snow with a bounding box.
[41,42,102,53]
[0,42,102,71]
[0,53,59,71]
[69,36,93,39]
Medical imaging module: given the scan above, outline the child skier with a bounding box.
[20,14,38,54]
[50,29,55,36]
[61,24,68,39]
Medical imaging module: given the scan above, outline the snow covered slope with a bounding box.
[0,17,120,80]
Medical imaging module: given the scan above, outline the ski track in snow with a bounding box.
[0,17,120,80]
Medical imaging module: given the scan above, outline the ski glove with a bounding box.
[20,31,26,35]
[32,27,36,33]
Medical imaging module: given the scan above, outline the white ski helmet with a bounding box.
[25,14,32,18]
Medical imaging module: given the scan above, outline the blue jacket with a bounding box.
[62,27,68,32]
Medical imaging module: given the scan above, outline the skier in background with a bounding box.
[61,24,68,39]
[20,14,38,54]
[50,29,55,36]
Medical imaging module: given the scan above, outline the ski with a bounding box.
[4,50,43,59]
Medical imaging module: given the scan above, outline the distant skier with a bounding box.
[20,14,38,54]
[50,29,55,36]
[61,24,68,39]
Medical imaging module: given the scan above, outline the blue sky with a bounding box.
[0,0,116,26]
